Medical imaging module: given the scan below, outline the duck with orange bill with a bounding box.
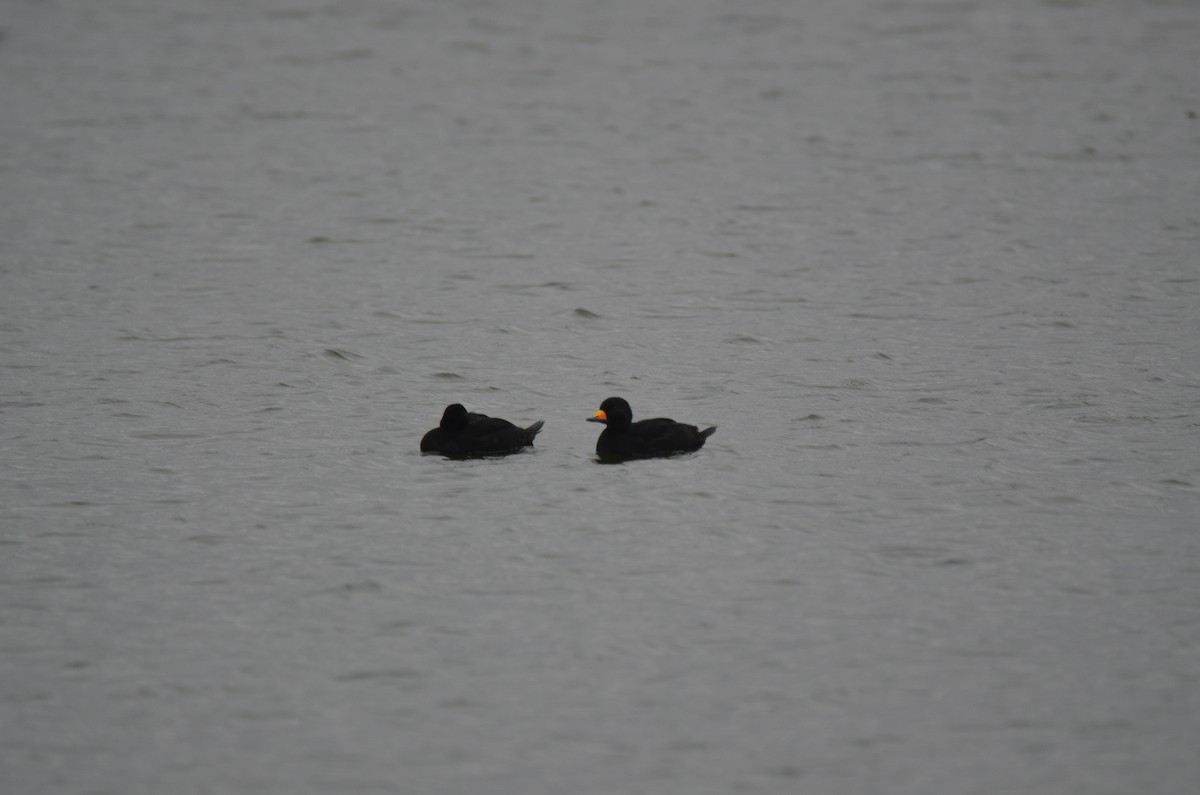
[588,397,716,461]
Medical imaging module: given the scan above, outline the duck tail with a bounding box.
[699,425,717,439]
[525,420,546,441]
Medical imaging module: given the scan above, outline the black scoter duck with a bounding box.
[587,396,716,460]
[421,403,544,456]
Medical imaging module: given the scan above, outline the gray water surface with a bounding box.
[3,1,1199,793]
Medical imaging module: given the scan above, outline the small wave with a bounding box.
[322,348,363,361]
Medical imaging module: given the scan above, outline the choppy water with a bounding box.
[3,1,1199,793]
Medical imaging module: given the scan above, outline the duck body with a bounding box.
[588,396,716,460]
[421,403,544,456]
